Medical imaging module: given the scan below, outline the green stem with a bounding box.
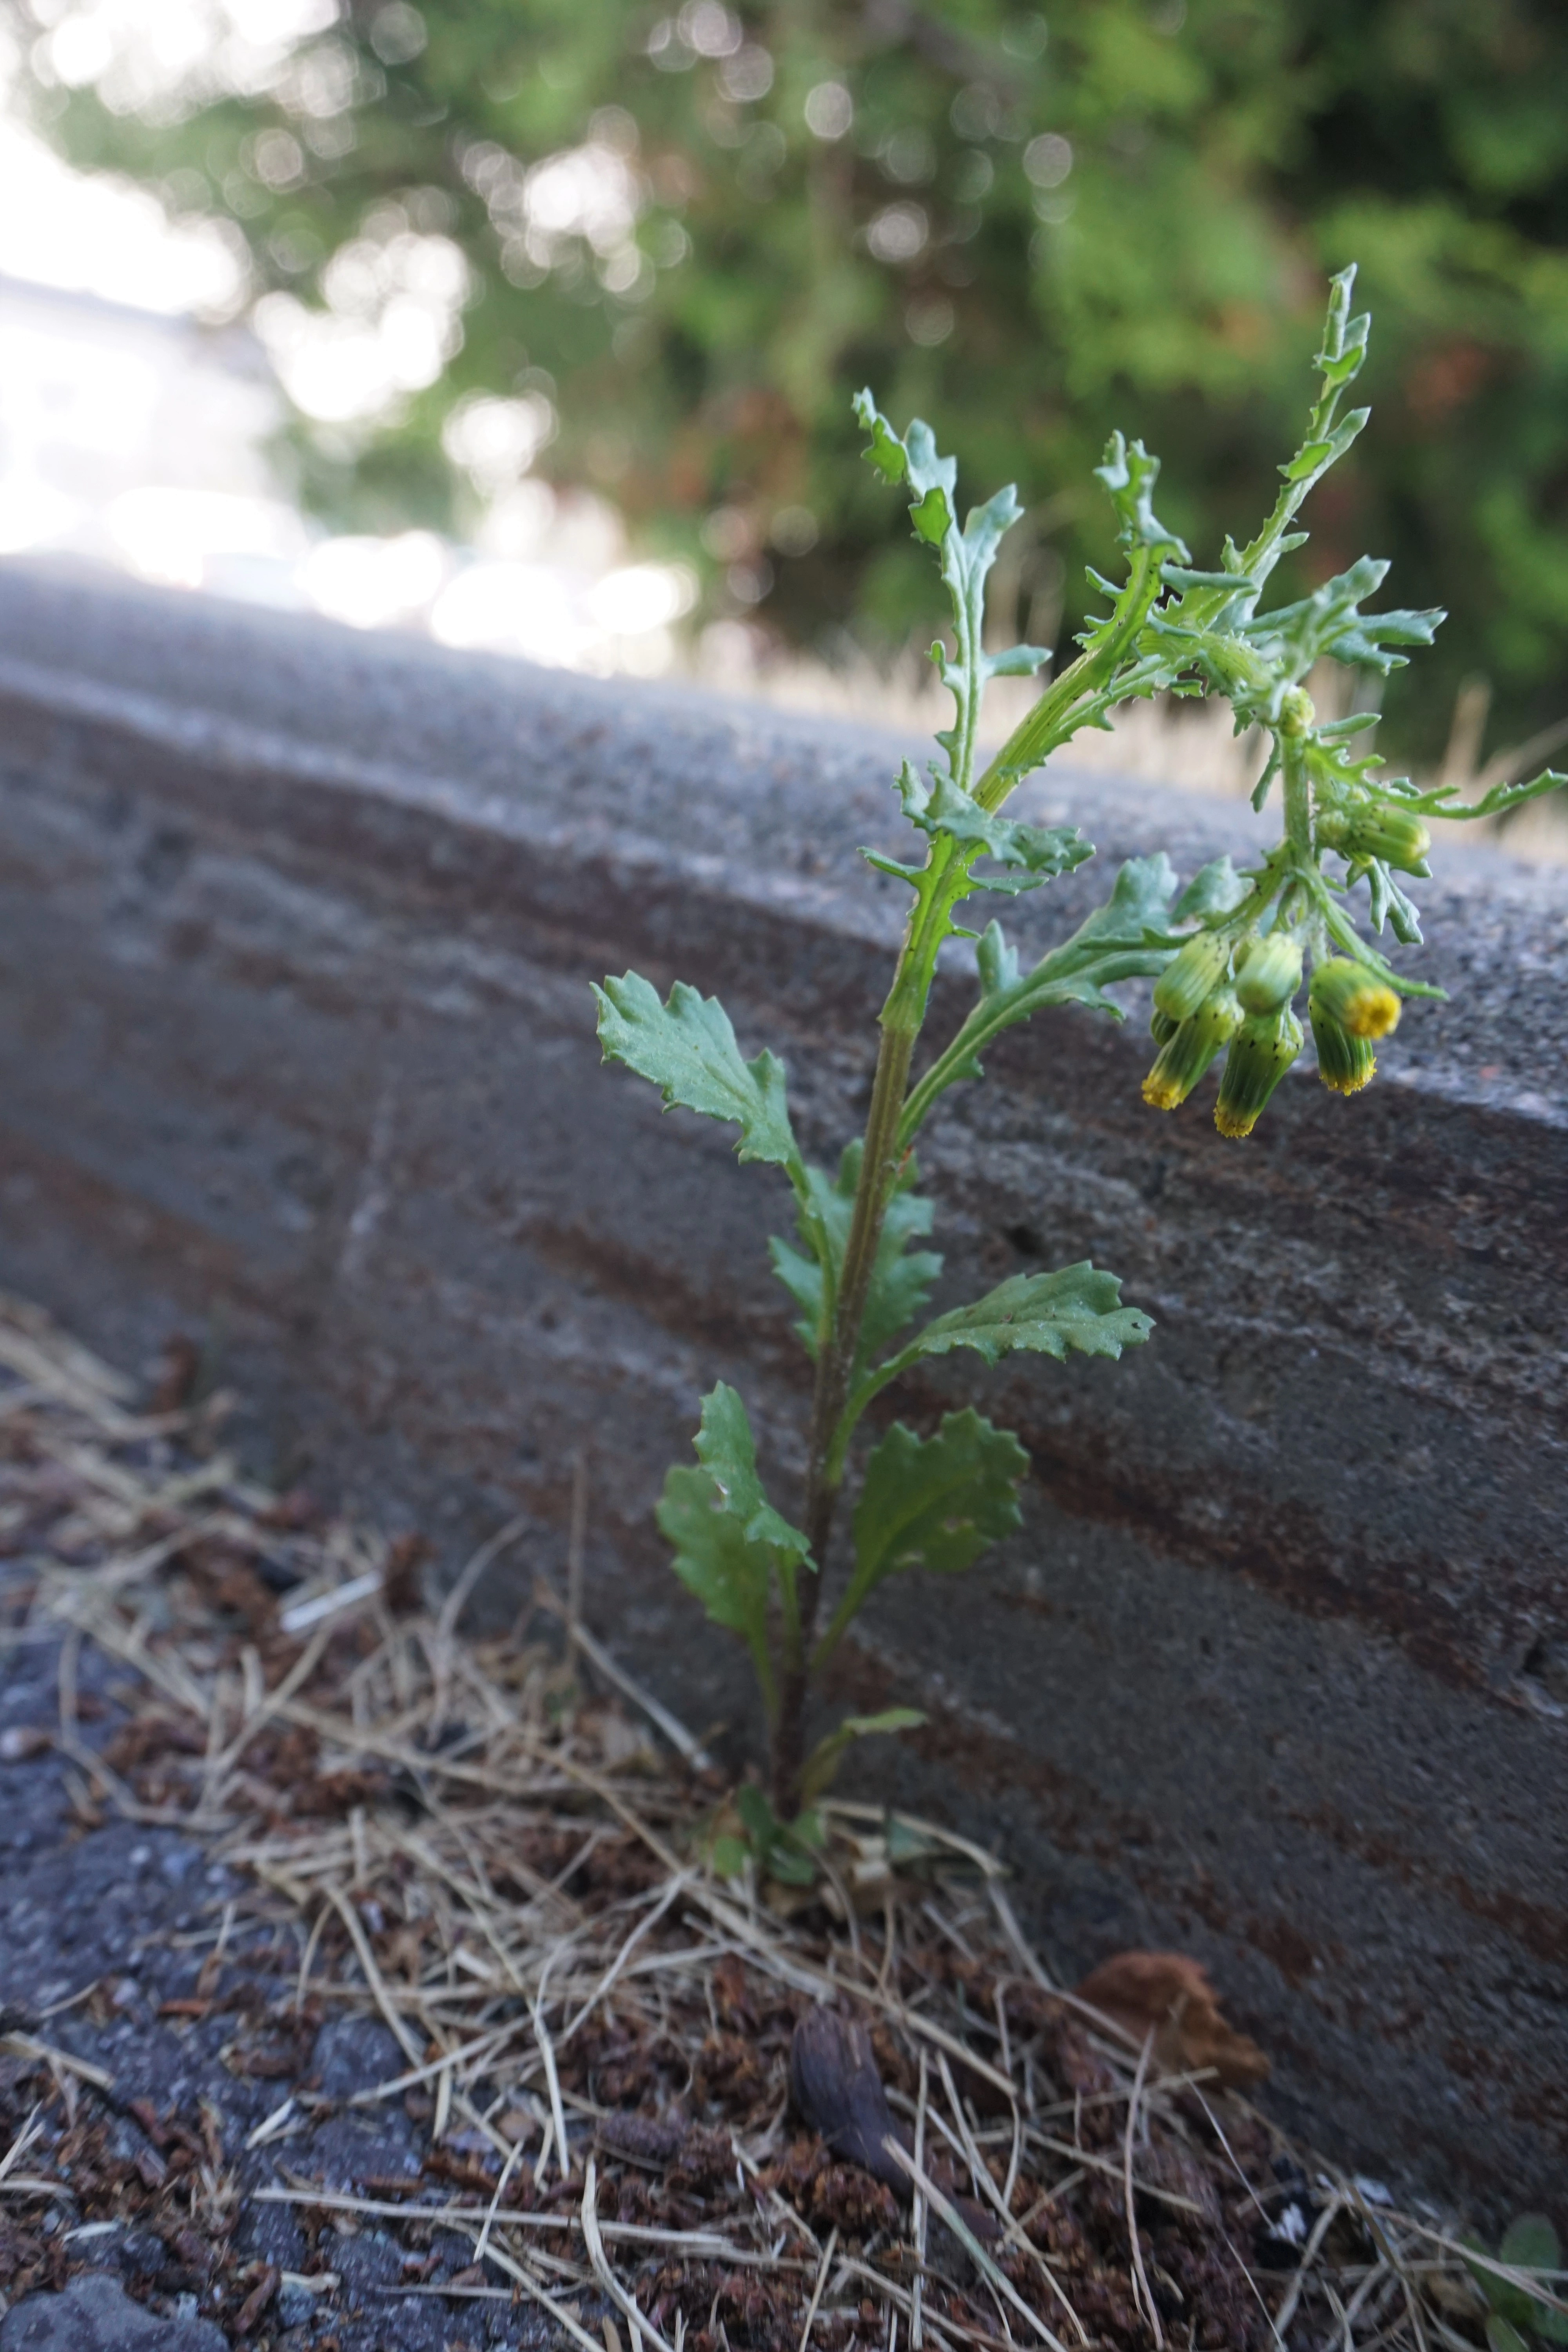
[769,546,1168,1815]
[810,1576,870,1679]
[971,545,1161,813]
[771,1012,918,1813]
[1281,730,1314,862]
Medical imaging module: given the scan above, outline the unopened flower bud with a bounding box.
[1318,803,1432,876]
[1153,930,1232,1022]
[1310,1002,1377,1095]
[1142,988,1241,1112]
[1308,957,1400,1041]
[1149,1006,1179,1045]
[1234,933,1303,1015]
[1278,686,1314,737]
[1214,1006,1303,1139]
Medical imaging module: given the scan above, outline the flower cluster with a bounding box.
[1144,923,1400,1138]
[1120,272,1560,1139]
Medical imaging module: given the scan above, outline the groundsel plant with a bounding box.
[594,269,1561,1862]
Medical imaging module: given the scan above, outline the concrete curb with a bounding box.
[0,560,1563,2204]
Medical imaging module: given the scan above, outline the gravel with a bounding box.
[0,1606,557,2349]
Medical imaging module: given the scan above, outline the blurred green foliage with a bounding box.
[16,0,1568,757]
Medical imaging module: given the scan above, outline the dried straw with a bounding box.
[0,1292,1525,2352]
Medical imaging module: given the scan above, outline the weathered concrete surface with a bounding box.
[0,561,1563,2212]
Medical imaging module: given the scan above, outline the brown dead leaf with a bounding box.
[234,2263,279,2336]
[1073,1951,1269,2087]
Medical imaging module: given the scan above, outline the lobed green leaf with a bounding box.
[854,389,957,546]
[977,853,1185,1018]
[890,1263,1153,1374]
[853,1410,1028,1586]
[892,759,1092,889]
[1397,767,1566,824]
[1095,432,1188,558]
[692,1383,811,1565]
[593,972,799,1170]
[811,1410,1028,1670]
[771,1145,942,1367]
[657,1384,813,1719]
[657,1466,774,1667]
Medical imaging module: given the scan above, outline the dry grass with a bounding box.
[0,1292,1559,2351]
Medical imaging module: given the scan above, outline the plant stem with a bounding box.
[772,1014,915,1812]
[769,544,1168,1814]
[1281,730,1314,861]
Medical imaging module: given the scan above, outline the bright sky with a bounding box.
[0,113,243,313]
[0,4,696,671]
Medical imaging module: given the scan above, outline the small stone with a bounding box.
[275,2283,318,2328]
[0,2269,227,2351]
[311,2013,404,2100]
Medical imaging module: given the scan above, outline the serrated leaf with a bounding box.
[895,759,1092,881]
[853,391,958,545]
[958,481,1024,581]
[812,1411,1029,1671]
[853,388,908,484]
[657,1465,773,1654]
[853,390,1040,834]
[692,1383,810,1564]
[1239,556,1444,687]
[770,1145,941,1366]
[1094,431,1189,558]
[594,972,798,1169]
[658,1386,811,1716]
[854,1411,1027,1584]
[893,1262,1152,1371]
[976,920,1020,998]
[1403,766,1565,823]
